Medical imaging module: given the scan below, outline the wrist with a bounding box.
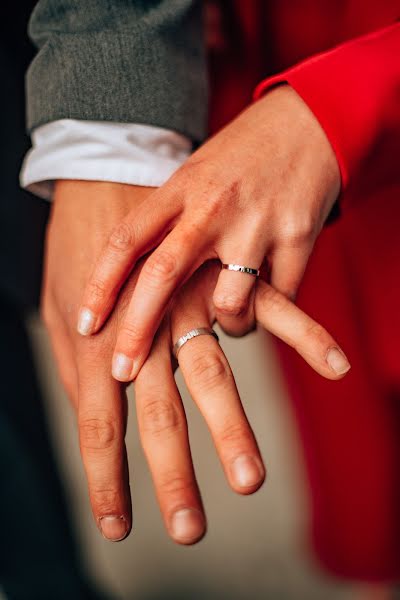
[52,180,154,231]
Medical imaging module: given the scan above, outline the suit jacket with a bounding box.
[27,0,208,146]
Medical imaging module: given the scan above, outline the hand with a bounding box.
[43,180,349,546]
[77,85,342,382]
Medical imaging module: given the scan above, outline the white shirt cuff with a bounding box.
[20,119,192,201]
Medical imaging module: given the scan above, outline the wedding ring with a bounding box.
[173,327,219,359]
[221,263,260,277]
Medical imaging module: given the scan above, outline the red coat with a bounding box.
[208,0,400,581]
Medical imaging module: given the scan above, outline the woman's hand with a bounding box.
[78,85,341,382]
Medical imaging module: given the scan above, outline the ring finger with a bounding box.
[213,240,266,336]
[171,303,265,495]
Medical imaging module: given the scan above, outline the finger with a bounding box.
[77,197,180,336]
[135,325,205,545]
[269,243,313,301]
[213,243,265,336]
[255,280,351,379]
[112,223,207,382]
[172,315,265,496]
[77,339,132,542]
[216,284,257,338]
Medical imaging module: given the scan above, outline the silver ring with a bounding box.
[222,263,260,277]
[173,327,219,359]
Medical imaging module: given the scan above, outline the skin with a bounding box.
[76,85,343,382]
[43,180,350,545]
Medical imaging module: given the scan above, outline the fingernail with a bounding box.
[99,515,128,542]
[112,353,134,381]
[326,347,351,375]
[77,308,96,336]
[170,508,205,544]
[231,454,264,488]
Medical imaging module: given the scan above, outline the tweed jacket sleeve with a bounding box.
[26,0,208,145]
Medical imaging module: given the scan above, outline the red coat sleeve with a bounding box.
[254,23,400,206]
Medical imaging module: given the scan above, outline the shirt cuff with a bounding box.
[20,119,192,200]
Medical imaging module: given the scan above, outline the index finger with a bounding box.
[77,196,179,336]
[111,222,208,382]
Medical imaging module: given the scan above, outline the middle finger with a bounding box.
[171,314,265,495]
[135,324,206,545]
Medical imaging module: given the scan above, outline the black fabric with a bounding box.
[0,5,107,599]
[0,298,105,600]
[0,2,49,310]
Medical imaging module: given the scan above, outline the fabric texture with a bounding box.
[201,0,400,580]
[254,22,400,203]
[21,119,192,200]
[27,0,208,145]
[1,1,48,309]
[227,1,399,580]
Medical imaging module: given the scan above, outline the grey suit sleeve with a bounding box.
[26,0,208,145]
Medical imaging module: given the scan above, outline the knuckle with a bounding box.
[87,278,108,304]
[258,285,286,315]
[278,215,314,247]
[158,470,193,497]
[76,337,109,366]
[211,182,240,207]
[205,192,225,214]
[92,487,120,513]
[214,293,248,317]
[302,321,329,350]
[219,421,253,449]
[120,321,145,345]
[201,181,241,216]
[141,399,184,437]
[79,413,119,451]
[109,222,136,251]
[190,352,230,389]
[143,250,177,285]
